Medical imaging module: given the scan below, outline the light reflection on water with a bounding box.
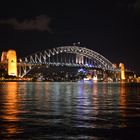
[0,82,20,136]
[0,82,140,139]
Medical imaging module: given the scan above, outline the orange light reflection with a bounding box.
[119,82,127,127]
[1,82,20,135]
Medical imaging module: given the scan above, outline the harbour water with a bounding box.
[0,82,140,139]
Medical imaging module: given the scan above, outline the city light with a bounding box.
[0,47,139,82]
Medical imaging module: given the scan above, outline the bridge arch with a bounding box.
[20,46,117,76]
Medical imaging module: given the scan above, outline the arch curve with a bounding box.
[21,46,116,70]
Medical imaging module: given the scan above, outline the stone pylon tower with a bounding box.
[119,63,125,80]
[7,50,17,76]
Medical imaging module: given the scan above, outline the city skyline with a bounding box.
[0,1,140,74]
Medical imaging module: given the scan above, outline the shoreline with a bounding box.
[0,79,140,84]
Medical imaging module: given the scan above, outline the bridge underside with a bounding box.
[18,64,119,82]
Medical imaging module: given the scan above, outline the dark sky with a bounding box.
[0,0,140,74]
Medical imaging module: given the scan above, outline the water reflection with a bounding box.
[0,82,139,139]
[0,82,20,136]
[92,82,99,116]
[119,83,127,127]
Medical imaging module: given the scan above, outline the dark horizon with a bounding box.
[0,1,140,74]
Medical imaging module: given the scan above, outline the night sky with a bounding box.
[0,0,140,74]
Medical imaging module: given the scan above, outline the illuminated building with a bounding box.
[7,50,17,76]
[84,74,92,81]
[119,63,125,80]
[93,75,97,81]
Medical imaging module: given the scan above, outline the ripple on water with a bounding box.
[0,82,140,139]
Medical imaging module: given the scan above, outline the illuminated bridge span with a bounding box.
[19,46,117,77]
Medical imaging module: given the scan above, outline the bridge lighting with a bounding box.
[93,75,98,81]
[85,63,88,65]
[73,43,76,46]
[89,65,92,67]
[77,42,80,45]
[18,59,22,62]
[78,68,85,73]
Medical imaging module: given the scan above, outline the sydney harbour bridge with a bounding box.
[1,45,123,80]
[19,46,118,77]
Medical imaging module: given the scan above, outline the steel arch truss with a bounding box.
[21,46,117,71]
